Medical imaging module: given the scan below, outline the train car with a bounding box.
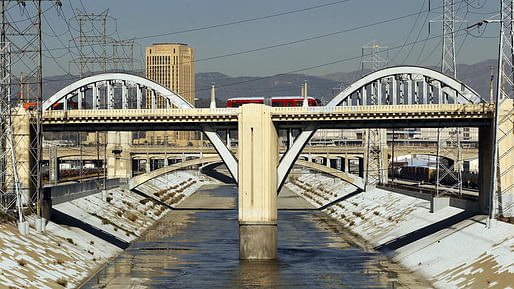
[50,101,78,110]
[23,100,78,110]
[226,96,321,107]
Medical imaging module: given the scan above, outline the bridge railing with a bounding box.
[270,103,495,116]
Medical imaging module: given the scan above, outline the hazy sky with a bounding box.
[14,0,501,77]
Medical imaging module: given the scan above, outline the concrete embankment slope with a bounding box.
[0,171,215,288]
[285,172,514,289]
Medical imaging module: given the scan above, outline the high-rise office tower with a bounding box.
[145,43,196,145]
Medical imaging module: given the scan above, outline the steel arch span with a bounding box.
[277,66,485,191]
[43,73,238,182]
[43,73,192,111]
[326,65,484,107]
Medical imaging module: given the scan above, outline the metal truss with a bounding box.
[0,41,21,218]
[435,127,462,196]
[364,127,386,188]
[0,0,59,220]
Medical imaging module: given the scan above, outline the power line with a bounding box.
[133,0,352,40]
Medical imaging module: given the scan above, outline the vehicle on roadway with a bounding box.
[226,96,321,107]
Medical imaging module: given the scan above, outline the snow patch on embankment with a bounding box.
[285,172,514,289]
[0,170,214,288]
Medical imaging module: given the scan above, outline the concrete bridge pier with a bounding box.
[106,131,132,179]
[238,104,278,260]
[10,107,32,206]
[48,146,59,184]
[145,157,151,173]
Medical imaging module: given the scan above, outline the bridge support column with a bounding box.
[107,132,132,179]
[10,107,32,205]
[238,104,278,260]
[49,146,59,184]
[145,157,151,173]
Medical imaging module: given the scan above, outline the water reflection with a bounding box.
[231,260,281,288]
[82,185,430,289]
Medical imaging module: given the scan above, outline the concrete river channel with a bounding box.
[82,184,431,288]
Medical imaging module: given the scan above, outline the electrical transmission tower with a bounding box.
[70,9,114,77]
[1,1,60,229]
[111,38,135,72]
[69,9,137,195]
[0,42,24,221]
[361,41,388,188]
[441,0,457,76]
[70,9,137,76]
[361,41,388,72]
[433,0,464,197]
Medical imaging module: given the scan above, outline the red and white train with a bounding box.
[226,96,321,107]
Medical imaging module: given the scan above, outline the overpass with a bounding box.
[8,66,512,260]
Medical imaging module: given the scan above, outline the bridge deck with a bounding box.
[42,104,494,131]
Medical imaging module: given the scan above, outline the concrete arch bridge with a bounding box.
[17,65,509,259]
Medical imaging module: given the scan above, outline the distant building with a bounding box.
[142,43,198,146]
[145,43,195,108]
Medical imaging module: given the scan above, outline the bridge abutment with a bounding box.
[479,99,514,217]
[238,104,278,260]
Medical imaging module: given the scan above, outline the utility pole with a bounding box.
[490,65,494,101]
